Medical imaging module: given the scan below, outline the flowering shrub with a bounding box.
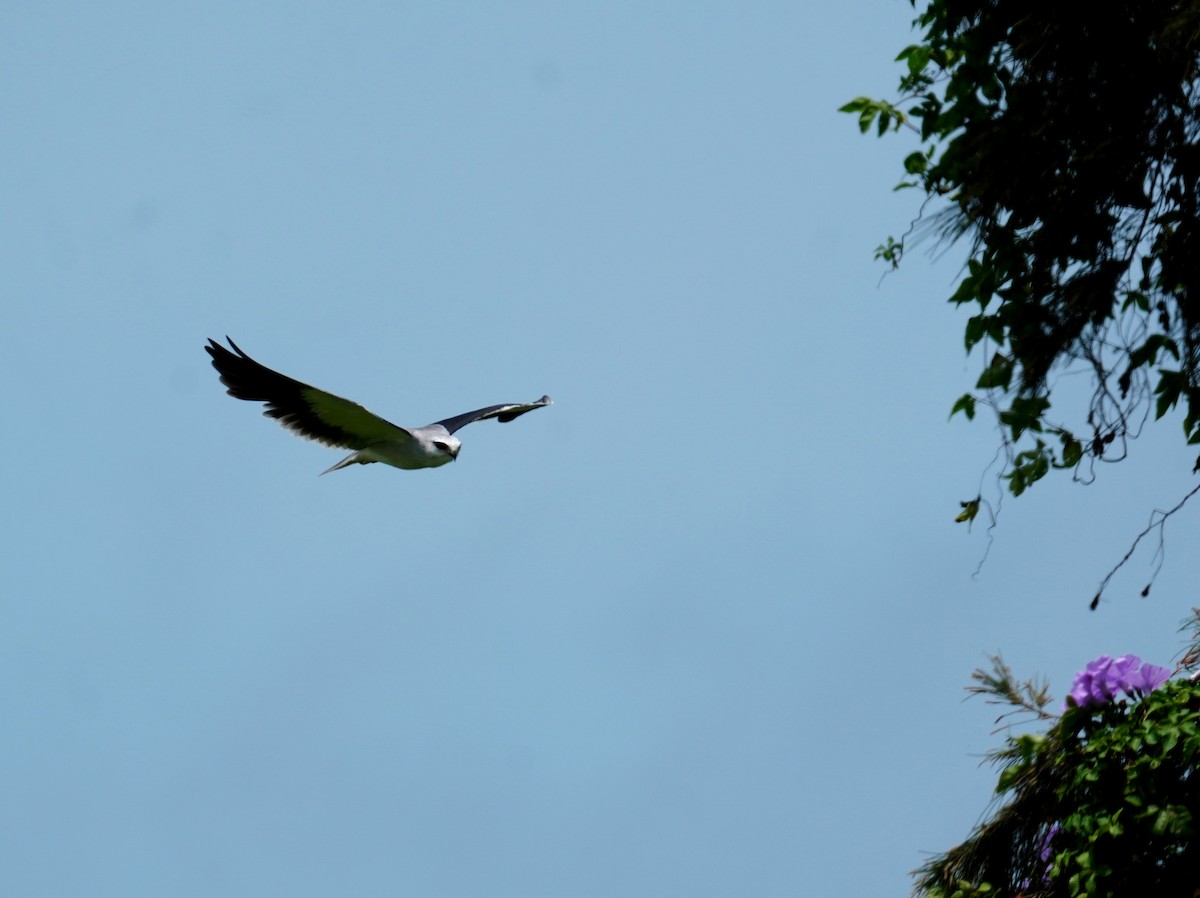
[915,656,1200,898]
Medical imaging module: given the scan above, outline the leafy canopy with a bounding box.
[844,0,1200,498]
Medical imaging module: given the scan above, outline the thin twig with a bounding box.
[1091,481,1200,609]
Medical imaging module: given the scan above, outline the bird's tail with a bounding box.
[320,452,362,476]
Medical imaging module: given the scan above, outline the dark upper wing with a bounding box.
[205,337,412,450]
[431,395,553,435]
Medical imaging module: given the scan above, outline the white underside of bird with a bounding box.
[322,426,461,475]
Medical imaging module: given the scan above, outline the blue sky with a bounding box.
[3,3,1197,896]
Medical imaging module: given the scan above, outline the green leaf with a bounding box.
[949,273,980,306]
[1183,389,1200,441]
[874,236,902,267]
[1004,441,1050,495]
[955,497,980,523]
[1122,290,1151,312]
[1129,334,1180,370]
[896,44,930,73]
[1155,369,1183,419]
[999,395,1049,439]
[976,356,1013,391]
[1060,436,1082,468]
[950,393,976,420]
[964,315,984,350]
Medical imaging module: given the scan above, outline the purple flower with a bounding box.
[1037,823,1060,864]
[1123,662,1171,695]
[1066,655,1126,708]
[1018,823,1061,889]
[1065,654,1171,709]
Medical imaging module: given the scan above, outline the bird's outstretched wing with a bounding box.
[205,337,413,450]
[431,396,553,435]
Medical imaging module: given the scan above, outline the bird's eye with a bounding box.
[434,441,452,453]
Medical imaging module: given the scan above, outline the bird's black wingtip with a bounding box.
[204,336,251,362]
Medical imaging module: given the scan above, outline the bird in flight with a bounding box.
[205,337,552,475]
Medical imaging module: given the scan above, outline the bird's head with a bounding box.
[431,436,462,462]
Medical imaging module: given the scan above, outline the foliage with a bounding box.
[915,655,1200,898]
[843,0,1200,499]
